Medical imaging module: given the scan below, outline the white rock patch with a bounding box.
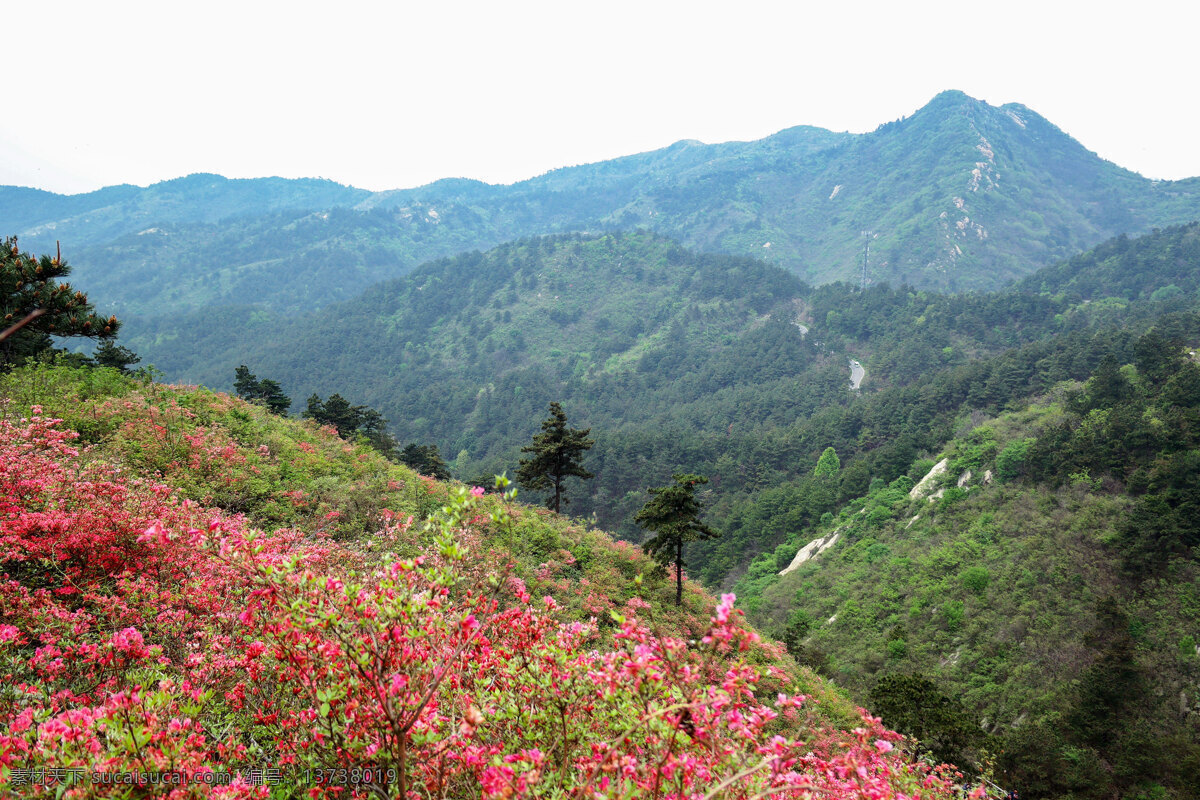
[779,531,842,576]
[909,458,949,500]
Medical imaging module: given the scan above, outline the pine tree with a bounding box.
[636,473,717,606]
[517,402,593,513]
[93,340,141,373]
[1,237,119,367]
[306,393,357,434]
[814,447,841,477]
[257,379,291,416]
[304,393,399,460]
[234,365,261,399]
[399,443,452,480]
[233,366,291,415]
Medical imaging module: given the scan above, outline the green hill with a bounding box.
[8,360,968,798]
[8,91,1200,323]
[114,225,1200,553]
[712,228,1200,799]
[730,358,1200,798]
[7,212,1200,799]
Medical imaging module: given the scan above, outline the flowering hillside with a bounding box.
[0,363,972,798]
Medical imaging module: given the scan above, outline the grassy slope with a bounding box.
[0,360,863,728]
[732,390,1200,797]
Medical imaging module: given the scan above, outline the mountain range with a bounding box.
[5,90,1200,322]
[5,89,1200,799]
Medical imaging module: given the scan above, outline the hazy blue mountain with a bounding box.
[3,173,367,254]
[6,90,1200,318]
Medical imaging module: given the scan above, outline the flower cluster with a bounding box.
[0,411,970,798]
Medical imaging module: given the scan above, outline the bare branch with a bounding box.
[0,309,47,343]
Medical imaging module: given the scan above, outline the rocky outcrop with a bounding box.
[779,530,842,576]
[909,458,949,500]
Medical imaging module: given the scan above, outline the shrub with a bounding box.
[995,438,1034,483]
[942,600,965,632]
[0,408,971,799]
[960,566,990,595]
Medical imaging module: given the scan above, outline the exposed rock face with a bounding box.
[779,530,842,576]
[910,458,949,500]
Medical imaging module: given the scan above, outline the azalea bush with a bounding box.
[0,362,443,537]
[0,406,975,798]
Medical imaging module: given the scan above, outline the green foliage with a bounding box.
[1180,635,1196,659]
[398,442,452,480]
[232,364,291,415]
[637,473,717,606]
[994,438,1033,482]
[938,487,968,508]
[92,339,141,372]
[814,446,842,477]
[83,223,1200,598]
[303,392,399,460]
[959,566,990,595]
[940,600,965,632]
[869,674,985,769]
[1,237,119,367]
[516,401,594,513]
[948,427,997,474]
[732,380,1200,798]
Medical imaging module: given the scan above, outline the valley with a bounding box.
[3,91,1200,799]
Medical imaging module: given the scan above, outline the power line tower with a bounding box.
[860,231,873,290]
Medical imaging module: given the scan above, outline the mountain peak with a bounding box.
[927,88,976,105]
[910,89,993,121]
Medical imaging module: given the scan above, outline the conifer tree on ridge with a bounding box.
[517,402,594,513]
[637,473,717,607]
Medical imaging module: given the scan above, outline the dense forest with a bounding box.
[5,93,1200,798]
[108,225,1200,584]
[729,333,1200,791]
[9,92,1200,330]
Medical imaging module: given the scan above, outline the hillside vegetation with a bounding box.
[6,125,1200,799]
[116,225,1200,577]
[731,346,1200,798]
[6,92,1200,327]
[1,361,969,798]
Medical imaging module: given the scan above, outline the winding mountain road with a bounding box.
[849,359,865,391]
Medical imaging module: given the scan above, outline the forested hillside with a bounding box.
[123,230,820,443]
[731,347,1200,799]
[685,224,1200,800]
[6,93,1200,798]
[0,361,966,798]
[7,91,1200,326]
[112,225,1200,565]
[687,222,1200,581]
[112,222,1200,800]
[7,223,1199,798]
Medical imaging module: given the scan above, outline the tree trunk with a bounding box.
[675,537,683,606]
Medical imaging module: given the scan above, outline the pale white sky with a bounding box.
[4,0,1199,195]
